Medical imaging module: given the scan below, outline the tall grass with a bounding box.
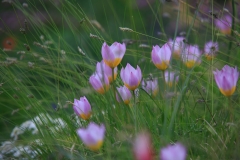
[0,0,240,159]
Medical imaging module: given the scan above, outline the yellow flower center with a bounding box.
[80,112,92,120]
[124,99,130,105]
[87,140,103,151]
[220,86,236,97]
[185,60,196,68]
[154,61,169,70]
[96,84,109,94]
[205,55,214,61]
[173,50,181,59]
[152,89,158,97]
[220,28,231,35]
[104,58,122,68]
[124,82,140,91]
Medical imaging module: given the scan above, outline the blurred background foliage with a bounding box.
[1,0,240,159]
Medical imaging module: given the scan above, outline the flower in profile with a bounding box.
[89,72,109,94]
[164,71,179,87]
[116,86,132,105]
[120,63,142,90]
[96,60,117,83]
[73,96,92,120]
[141,78,158,96]
[133,132,154,160]
[160,143,187,160]
[213,65,239,96]
[77,122,105,151]
[182,45,201,68]
[101,42,126,68]
[204,41,218,60]
[214,14,232,35]
[167,37,184,59]
[151,43,172,70]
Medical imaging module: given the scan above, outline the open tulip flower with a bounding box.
[77,122,105,151]
[168,37,184,59]
[213,65,239,97]
[120,63,142,91]
[214,14,232,35]
[73,96,92,120]
[101,42,126,68]
[151,43,172,70]
[133,132,154,160]
[164,71,179,87]
[96,60,117,83]
[182,45,201,68]
[204,41,218,60]
[116,86,132,105]
[141,78,158,97]
[160,143,187,160]
[89,72,110,94]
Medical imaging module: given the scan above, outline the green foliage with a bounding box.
[1,0,240,159]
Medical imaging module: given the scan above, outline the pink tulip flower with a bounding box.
[167,37,184,59]
[160,143,187,160]
[89,72,110,94]
[204,41,218,60]
[77,122,105,151]
[116,86,132,105]
[133,132,154,160]
[213,65,239,96]
[73,96,92,120]
[164,71,179,87]
[214,14,232,35]
[120,63,142,90]
[96,60,117,83]
[101,42,126,68]
[142,78,158,96]
[182,45,201,68]
[151,43,172,70]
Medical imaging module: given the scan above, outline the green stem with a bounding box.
[228,96,233,122]
[132,90,137,133]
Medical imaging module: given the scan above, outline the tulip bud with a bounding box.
[214,14,232,35]
[142,78,158,96]
[120,63,142,91]
[213,65,239,96]
[89,72,110,94]
[151,43,172,70]
[73,96,91,120]
[101,42,126,68]
[182,45,201,68]
[77,122,105,151]
[96,60,117,83]
[164,71,179,87]
[116,86,132,105]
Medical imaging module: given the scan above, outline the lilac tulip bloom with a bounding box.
[213,65,239,96]
[120,63,142,90]
[73,96,92,120]
[89,72,109,94]
[116,86,132,105]
[96,60,117,83]
[102,42,126,68]
[151,43,172,70]
[77,122,105,151]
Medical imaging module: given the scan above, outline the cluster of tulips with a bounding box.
[72,30,239,159]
